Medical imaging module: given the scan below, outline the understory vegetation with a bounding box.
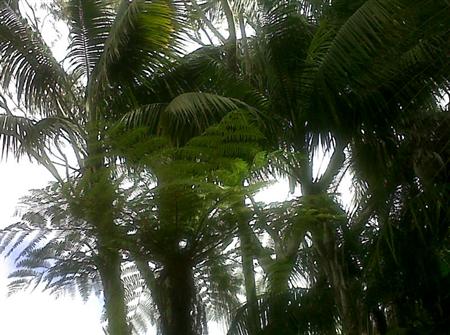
[0,0,449,334]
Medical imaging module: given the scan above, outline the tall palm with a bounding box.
[346,103,450,333]
[240,1,449,333]
[0,1,183,333]
[177,0,450,333]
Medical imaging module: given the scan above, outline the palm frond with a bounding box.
[91,0,183,99]
[227,287,337,335]
[121,263,159,335]
[0,113,82,160]
[318,0,450,115]
[0,5,71,115]
[121,92,247,146]
[1,182,101,297]
[196,249,242,325]
[66,0,115,80]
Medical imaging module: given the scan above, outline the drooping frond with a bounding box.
[316,0,450,128]
[250,0,450,144]
[252,149,307,187]
[162,93,246,145]
[121,92,249,146]
[90,0,183,100]
[66,0,115,80]
[121,263,159,335]
[0,113,33,157]
[196,248,242,325]
[0,113,82,159]
[0,5,71,115]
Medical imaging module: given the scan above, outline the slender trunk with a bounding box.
[297,141,358,333]
[220,0,238,73]
[238,13,250,75]
[221,0,236,43]
[238,220,260,334]
[315,222,362,335]
[93,198,130,335]
[85,112,130,335]
[97,244,130,335]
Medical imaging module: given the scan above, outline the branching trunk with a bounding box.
[295,140,362,333]
[220,0,237,73]
[190,0,226,44]
[238,13,250,75]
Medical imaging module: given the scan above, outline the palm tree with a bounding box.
[238,1,449,333]
[175,0,450,333]
[1,1,448,334]
[0,1,183,333]
[346,103,450,333]
[1,2,264,333]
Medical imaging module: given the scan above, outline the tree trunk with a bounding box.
[315,222,362,335]
[84,115,130,335]
[163,256,196,335]
[238,220,260,335]
[238,13,250,75]
[97,243,130,335]
[220,0,238,73]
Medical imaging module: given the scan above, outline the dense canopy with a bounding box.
[0,0,449,334]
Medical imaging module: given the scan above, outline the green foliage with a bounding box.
[227,286,337,335]
[0,4,70,114]
[0,0,449,334]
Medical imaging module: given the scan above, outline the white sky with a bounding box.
[0,160,104,334]
[0,2,104,331]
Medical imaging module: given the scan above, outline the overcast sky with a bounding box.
[0,160,105,334]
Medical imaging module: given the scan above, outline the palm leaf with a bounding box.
[319,0,450,101]
[0,113,82,160]
[66,0,115,80]
[0,5,71,115]
[162,92,242,143]
[121,92,246,145]
[90,0,183,100]
[227,287,336,335]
